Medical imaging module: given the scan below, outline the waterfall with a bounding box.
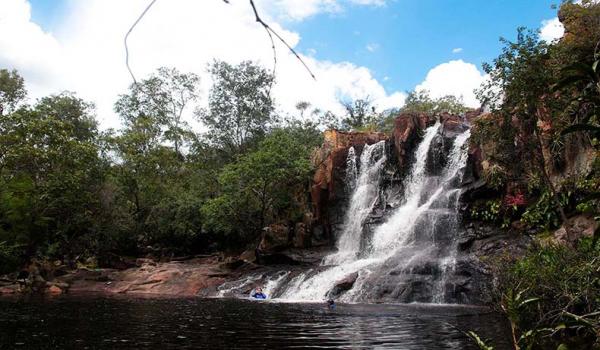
[324,141,386,265]
[277,123,471,303]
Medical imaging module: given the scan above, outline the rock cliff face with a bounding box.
[467,109,597,193]
[310,130,388,244]
[310,112,475,247]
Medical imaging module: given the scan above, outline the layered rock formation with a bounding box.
[310,130,388,243]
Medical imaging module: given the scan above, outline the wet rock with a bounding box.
[440,113,469,136]
[46,285,63,295]
[239,249,257,263]
[392,113,435,170]
[135,258,157,267]
[311,130,388,243]
[258,247,331,266]
[328,272,358,298]
[0,285,18,294]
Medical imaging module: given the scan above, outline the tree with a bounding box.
[401,90,469,115]
[0,93,104,261]
[201,127,317,243]
[196,60,275,160]
[0,69,26,116]
[295,101,311,119]
[341,98,377,130]
[115,67,200,154]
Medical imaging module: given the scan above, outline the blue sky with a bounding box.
[28,0,559,93]
[2,0,564,129]
[287,0,559,92]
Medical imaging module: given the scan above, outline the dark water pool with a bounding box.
[0,295,512,349]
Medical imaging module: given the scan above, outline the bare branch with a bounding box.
[124,0,158,84]
[125,0,316,85]
[248,0,316,80]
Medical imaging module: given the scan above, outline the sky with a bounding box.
[1,0,565,130]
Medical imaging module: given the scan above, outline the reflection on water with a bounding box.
[0,295,512,349]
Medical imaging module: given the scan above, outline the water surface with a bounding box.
[0,295,512,349]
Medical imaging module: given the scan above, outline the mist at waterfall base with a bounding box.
[0,296,512,349]
[258,122,474,304]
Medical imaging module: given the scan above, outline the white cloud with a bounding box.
[540,17,564,42]
[0,0,63,97]
[0,0,402,130]
[366,43,379,52]
[261,0,342,21]
[452,47,463,54]
[258,0,385,21]
[415,60,486,108]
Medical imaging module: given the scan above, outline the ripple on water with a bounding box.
[0,295,512,349]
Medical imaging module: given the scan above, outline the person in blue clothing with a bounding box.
[251,287,267,299]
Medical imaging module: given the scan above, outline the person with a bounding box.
[326,299,336,309]
[251,287,267,299]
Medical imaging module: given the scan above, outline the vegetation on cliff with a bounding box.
[467,1,600,348]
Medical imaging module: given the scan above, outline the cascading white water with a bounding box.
[345,147,358,192]
[369,122,442,255]
[278,122,472,303]
[324,141,386,265]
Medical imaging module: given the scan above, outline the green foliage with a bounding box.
[464,331,495,350]
[0,90,105,263]
[470,199,503,223]
[201,127,317,243]
[0,241,21,275]
[0,60,324,267]
[495,238,600,349]
[521,191,571,229]
[341,98,377,130]
[115,67,200,154]
[196,60,275,160]
[557,58,600,144]
[0,68,26,116]
[401,90,470,115]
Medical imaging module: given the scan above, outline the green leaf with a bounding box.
[465,331,494,350]
[519,297,540,308]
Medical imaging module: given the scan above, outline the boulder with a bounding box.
[327,272,358,298]
[259,224,291,253]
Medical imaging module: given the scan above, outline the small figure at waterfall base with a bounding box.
[251,287,267,300]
